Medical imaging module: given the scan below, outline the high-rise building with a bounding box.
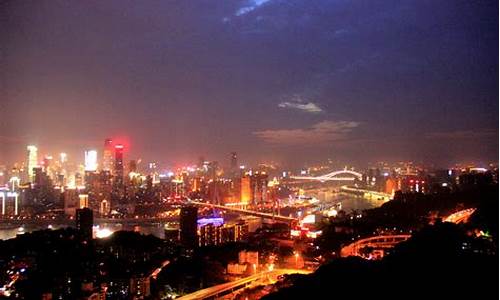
[251,171,268,206]
[114,144,124,187]
[43,155,53,179]
[60,152,67,163]
[79,194,89,208]
[241,176,251,204]
[99,199,110,216]
[84,150,98,172]
[0,189,19,216]
[180,205,198,248]
[59,153,68,185]
[240,171,268,207]
[102,138,114,172]
[76,208,93,240]
[63,187,79,216]
[26,145,38,182]
[230,152,238,177]
[130,276,151,298]
[33,167,50,188]
[164,225,179,244]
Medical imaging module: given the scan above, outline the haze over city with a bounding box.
[2,0,498,168]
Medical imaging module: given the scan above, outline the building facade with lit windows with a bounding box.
[114,144,124,187]
[102,138,114,172]
[26,145,38,183]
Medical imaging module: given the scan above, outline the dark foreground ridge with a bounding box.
[263,222,498,300]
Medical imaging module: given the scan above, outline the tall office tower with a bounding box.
[102,138,114,172]
[180,205,198,248]
[148,162,159,184]
[60,152,67,164]
[58,152,68,186]
[43,155,52,172]
[99,199,110,216]
[114,144,124,186]
[9,176,20,192]
[251,171,268,206]
[26,145,38,182]
[76,207,93,240]
[63,187,78,216]
[84,150,98,172]
[33,167,50,188]
[240,175,252,204]
[230,152,238,177]
[0,189,19,216]
[79,194,89,208]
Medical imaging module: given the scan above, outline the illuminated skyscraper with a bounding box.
[43,155,54,180]
[26,145,38,182]
[114,144,124,186]
[241,176,251,204]
[84,150,98,171]
[60,152,67,163]
[100,199,110,216]
[79,194,89,208]
[240,171,268,207]
[43,155,52,171]
[102,138,113,172]
[59,153,68,186]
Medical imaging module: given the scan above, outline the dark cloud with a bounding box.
[253,121,360,144]
[426,129,498,140]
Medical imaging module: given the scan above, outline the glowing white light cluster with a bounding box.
[84,150,98,171]
[95,227,114,239]
[27,145,38,182]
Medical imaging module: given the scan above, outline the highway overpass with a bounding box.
[340,234,411,258]
[176,268,311,300]
[443,208,476,224]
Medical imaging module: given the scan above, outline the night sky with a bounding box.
[1,0,498,168]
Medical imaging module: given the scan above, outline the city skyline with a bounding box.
[3,141,499,176]
[1,0,498,167]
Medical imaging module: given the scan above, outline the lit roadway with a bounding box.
[176,269,311,300]
[340,186,392,201]
[340,235,411,258]
[149,259,170,280]
[443,208,476,224]
[188,200,298,224]
[340,208,477,258]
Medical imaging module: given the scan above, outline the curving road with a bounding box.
[443,208,476,224]
[340,235,411,258]
[176,268,311,300]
